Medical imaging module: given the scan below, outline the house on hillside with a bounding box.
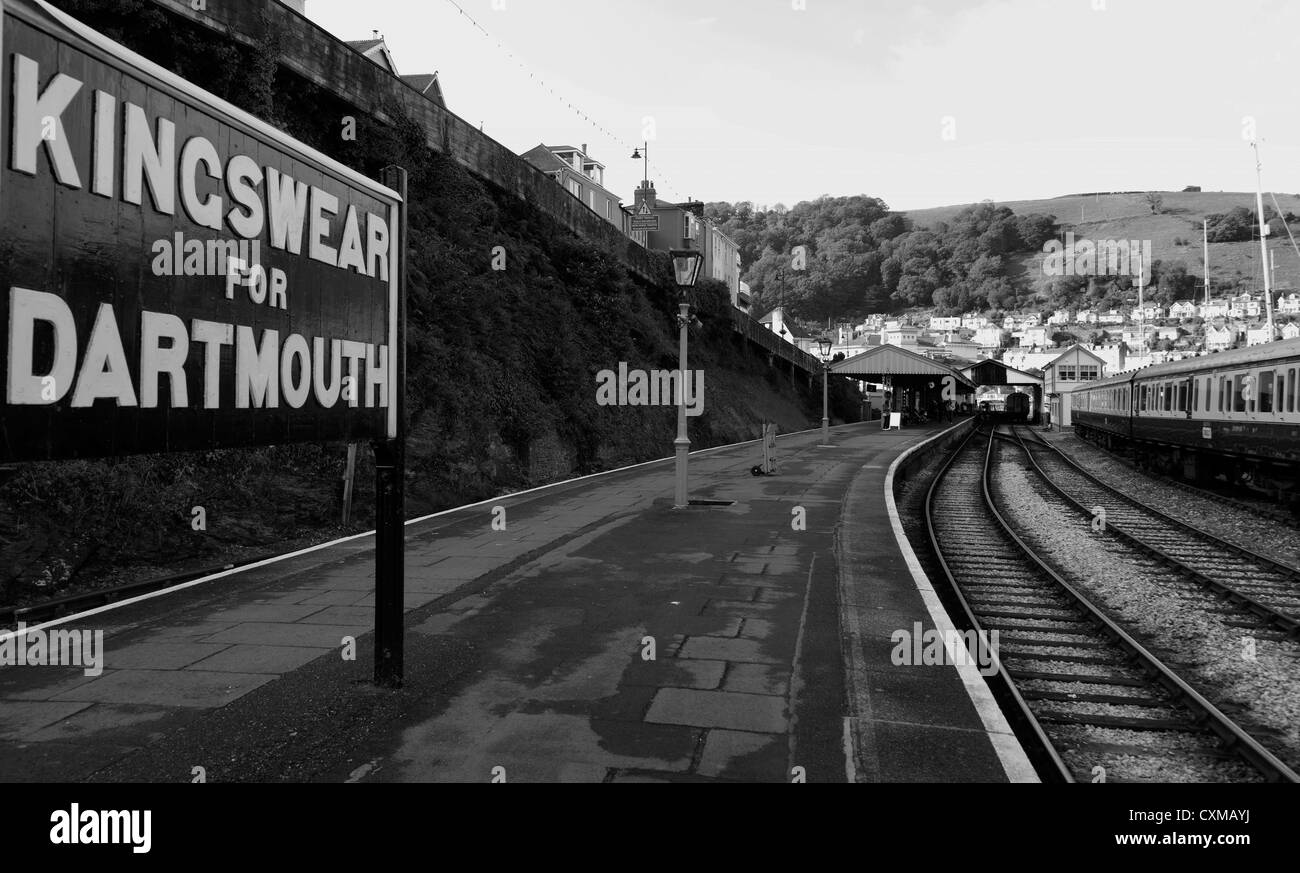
[1018,326,1049,348]
[882,325,921,347]
[400,73,446,108]
[1205,323,1238,352]
[1246,325,1277,346]
[1278,293,1300,315]
[961,313,989,330]
[1098,309,1125,325]
[974,326,1007,349]
[1169,300,1197,319]
[1122,325,1156,352]
[1133,303,1165,321]
[760,306,807,346]
[1074,309,1097,324]
[1200,298,1230,319]
[929,316,962,330]
[520,143,624,230]
[1282,322,1300,340]
[1046,309,1072,325]
[347,33,398,73]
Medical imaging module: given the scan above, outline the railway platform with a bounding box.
[0,420,1033,782]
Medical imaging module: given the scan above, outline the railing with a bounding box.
[729,309,821,374]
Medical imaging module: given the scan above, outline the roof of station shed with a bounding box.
[829,344,975,389]
[961,359,1044,387]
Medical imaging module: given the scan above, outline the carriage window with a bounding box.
[1259,370,1274,414]
[1233,374,1249,412]
[1191,378,1199,413]
[1178,382,1189,412]
[1289,368,1298,413]
[1218,376,1227,412]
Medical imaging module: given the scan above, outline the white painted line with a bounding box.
[882,423,1040,783]
[3,422,871,639]
[841,717,857,784]
[785,553,817,781]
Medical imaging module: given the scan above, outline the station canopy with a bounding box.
[829,344,975,389]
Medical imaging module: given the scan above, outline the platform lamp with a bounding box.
[670,248,704,508]
[817,336,833,446]
[631,142,649,187]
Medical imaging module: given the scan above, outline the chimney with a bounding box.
[634,180,657,210]
[581,143,588,156]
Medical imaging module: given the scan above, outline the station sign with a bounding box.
[0,0,402,461]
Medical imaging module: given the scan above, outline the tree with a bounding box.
[1144,192,1164,214]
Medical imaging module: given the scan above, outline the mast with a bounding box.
[1203,219,1210,305]
[1253,140,1275,341]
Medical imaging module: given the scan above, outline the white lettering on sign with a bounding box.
[8,52,391,279]
[6,288,390,412]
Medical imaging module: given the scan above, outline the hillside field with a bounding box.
[909,191,1300,298]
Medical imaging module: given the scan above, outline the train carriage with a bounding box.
[1072,338,1300,504]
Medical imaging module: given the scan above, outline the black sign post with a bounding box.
[373,165,407,688]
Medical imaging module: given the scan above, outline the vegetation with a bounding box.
[705,197,1058,320]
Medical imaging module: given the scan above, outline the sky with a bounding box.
[304,0,1300,213]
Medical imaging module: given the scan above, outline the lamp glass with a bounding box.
[818,339,832,358]
[670,250,703,288]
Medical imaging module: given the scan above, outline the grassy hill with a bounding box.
[909,192,1300,299]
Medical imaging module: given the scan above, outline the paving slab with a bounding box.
[187,644,333,674]
[199,622,368,648]
[49,669,273,709]
[645,688,787,733]
[102,642,231,670]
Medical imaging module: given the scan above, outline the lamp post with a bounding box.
[631,142,649,187]
[670,249,703,508]
[817,337,833,446]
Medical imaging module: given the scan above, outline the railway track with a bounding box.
[1012,426,1300,639]
[925,424,1298,783]
[1073,432,1298,527]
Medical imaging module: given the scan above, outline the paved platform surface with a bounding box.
[0,421,1026,782]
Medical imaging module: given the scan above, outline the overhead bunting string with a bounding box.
[438,0,686,200]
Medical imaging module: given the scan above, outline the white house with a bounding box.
[1019,326,1050,347]
[974,326,1008,348]
[1098,310,1125,325]
[1205,323,1238,351]
[962,313,989,330]
[1246,325,1277,346]
[929,316,962,331]
[1278,293,1300,315]
[1200,298,1230,319]
[1134,303,1165,321]
[1046,309,1072,326]
[1074,309,1098,324]
[1169,300,1198,319]
[1122,325,1156,351]
[1282,322,1300,340]
[882,326,920,346]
